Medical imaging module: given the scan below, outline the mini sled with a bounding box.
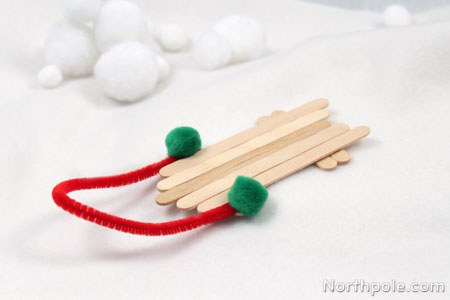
[52,98,370,236]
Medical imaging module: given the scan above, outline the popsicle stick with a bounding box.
[256,116,271,125]
[177,124,349,210]
[156,119,330,205]
[257,126,370,185]
[197,193,229,213]
[316,149,351,170]
[159,98,329,177]
[331,149,351,164]
[316,157,338,170]
[197,126,370,213]
[157,109,329,192]
[256,110,285,125]
[271,110,285,117]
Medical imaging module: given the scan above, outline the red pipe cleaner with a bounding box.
[52,156,237,236]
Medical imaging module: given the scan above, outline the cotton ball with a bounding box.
[156,56,170,82]
[94,42,159,102]
[45,21,99,77]
[193,31,232,70]
[213,15,265,63]
[158,24,189,52]
[383,4,412,27]
[61,0,102,24]
[95,0,150,52]
[38,65,63,88]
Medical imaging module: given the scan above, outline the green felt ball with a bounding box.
[228,176,268,216]
[165,127,202,158]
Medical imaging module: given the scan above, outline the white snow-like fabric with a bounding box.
[213,14,265,62]
[61,0,102,24]
[158,24,189,51]
[156,55,170,82]
[37,65,63,88]
[2,1,450,300]
[193,31,232,70]
[383,4,412,27]
[44,20,99,77]
[94,0,150,52]
[94,42,159,102]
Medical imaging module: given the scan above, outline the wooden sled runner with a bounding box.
[156,98,370,213]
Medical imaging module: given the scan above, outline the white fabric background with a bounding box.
[1,0,450,299]
[304,0,450,12]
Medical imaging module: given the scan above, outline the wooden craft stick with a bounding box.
[316,149,351,170]
[177,124,349,210]
[331,149,351,164]
[316,156,338,170]
[157,109,329,192]
[197,193,229,213]
[256,110,285,125]
[156,119,330,205]
[271,110,285,117]
[159,98,329,177]
[257,126,370,185]
[256,116,271,125]
[197,126,370,213]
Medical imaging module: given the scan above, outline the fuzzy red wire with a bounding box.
[52,157,237,236]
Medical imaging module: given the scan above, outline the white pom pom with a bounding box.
[156,56,170,82]
[94,42,159,102]
[158,24,189,52]
[193,31,232,70]
[383,4,412,27]
[38,65,63,88]
[213,15,265,63]
[61,0,102,24]
[95,0,150,52]
[45,21,99,77]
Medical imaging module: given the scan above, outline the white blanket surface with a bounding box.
[1,1,450,299]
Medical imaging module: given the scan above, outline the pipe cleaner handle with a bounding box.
[52,156,237,236]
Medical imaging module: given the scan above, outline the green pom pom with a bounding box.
[228,176,268,216]
[165,127,202,158]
